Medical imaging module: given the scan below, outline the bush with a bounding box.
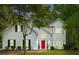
[17,46,21,50]
[0,43,2,48]
[5,46,16,51]
[11,46,15,50]
[64,44,73,50]
[28,47,31,50]
[50,46,54,50]
[73,47,78,50]
[5,46,9,50]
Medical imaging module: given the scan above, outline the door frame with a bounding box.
[40,39,47,50]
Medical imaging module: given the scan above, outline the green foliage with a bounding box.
[33,19,48,27]
[0,4,54,32]
[55,4,79,48]
[0,5,19,32]
[11,4,54,28]
[54,5,79,20]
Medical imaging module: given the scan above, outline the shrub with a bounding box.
[11,46,15,50]
[5,46,9,50]
[64,44,73,50]
[73,47,78,50]
[50,46,54,50]
[17,46,21,50]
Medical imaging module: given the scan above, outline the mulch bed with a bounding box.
[0,50,48,55]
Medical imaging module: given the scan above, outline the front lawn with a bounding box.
[0,50,79,55]
[25,50,66,55]
[24,50,79,55]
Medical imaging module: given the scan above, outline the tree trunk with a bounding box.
[22,21,33,54]
[23,34,26,55]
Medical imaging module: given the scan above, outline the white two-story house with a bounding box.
[2,18,66,50]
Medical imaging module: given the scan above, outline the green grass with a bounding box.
[25,50,79,55]
[24,50,67,55]
[0,50,79,55]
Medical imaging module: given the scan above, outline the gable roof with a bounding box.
[54,18,64,24]
[0,23,14,34]
[52,18,64,24]
[41,28,53,36]
[48,18,65,26]
[1,22,38,36]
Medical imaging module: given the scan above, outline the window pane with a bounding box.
[17,25,21,32]
[10,40,14,46]
[10,40,13,44]
[53,40,63,49]
[18,28,21,32]
[55,28,62,33]
[17,25,21,29]
[11,43,14,46]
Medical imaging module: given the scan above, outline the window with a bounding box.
[23,40,28,48]
[10,40,14,46]
[8,40,16,47]
[55,28,63,33]
[17,25,21,32]
[23,39,29,50]
[53,40,63,49]
[15,25,23,32]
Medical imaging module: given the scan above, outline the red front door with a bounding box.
[41,40,45,49]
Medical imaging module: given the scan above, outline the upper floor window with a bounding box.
[15,25,23,32]
[55,28,63,33]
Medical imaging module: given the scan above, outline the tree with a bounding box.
[0,5,18,32]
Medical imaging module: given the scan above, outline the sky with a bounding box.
[48,4,55,9]
[12,4,55,17]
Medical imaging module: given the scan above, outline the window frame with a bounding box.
[8,39,16,47]
[15,25,23,32]
[54,27,63,33]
